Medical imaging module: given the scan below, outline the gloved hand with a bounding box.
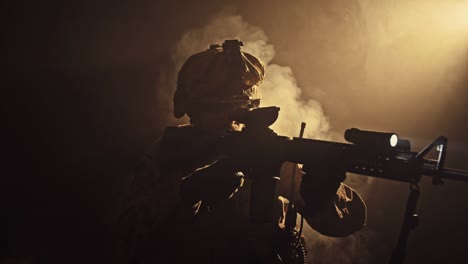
[299,163,346,217]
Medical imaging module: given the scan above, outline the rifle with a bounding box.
[222,106,468,264]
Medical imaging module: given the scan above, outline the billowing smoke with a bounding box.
[168,12,373,264]
[171,14,332,139]
[260,64,332,139]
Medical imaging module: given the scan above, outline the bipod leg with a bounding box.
[389,183,420,264]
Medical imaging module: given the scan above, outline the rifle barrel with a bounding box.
[441,168,468,182]
[420,160,468,182]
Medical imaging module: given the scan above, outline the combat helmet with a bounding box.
[173,39,265,122]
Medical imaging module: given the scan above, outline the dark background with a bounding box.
[5,0,468,263]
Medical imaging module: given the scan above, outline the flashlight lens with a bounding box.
[390,134,398,147]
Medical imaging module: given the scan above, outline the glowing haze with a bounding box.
[162,2,468,262]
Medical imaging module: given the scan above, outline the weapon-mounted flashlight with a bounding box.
[345,128,398,149]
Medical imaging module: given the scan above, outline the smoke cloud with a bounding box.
[171,14,332,139]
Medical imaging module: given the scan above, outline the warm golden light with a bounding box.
[439,1,468,33]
